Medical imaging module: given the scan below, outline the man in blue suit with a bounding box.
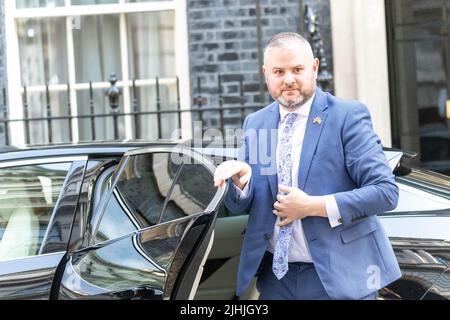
[214,32,401,300]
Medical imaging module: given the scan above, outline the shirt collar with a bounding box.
[279,93,315,123]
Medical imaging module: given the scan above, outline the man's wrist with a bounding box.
[232,176,247,190]
[310,196,327,217]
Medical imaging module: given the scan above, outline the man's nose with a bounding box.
[283,73,295,86]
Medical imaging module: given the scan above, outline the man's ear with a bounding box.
[313,58,320,71]
[262,65,268,82]
[313,58,320,79]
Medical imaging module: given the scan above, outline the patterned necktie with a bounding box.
[272,112,298,280]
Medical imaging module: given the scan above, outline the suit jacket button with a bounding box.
[264,233,271,240]
[338,218,343,224]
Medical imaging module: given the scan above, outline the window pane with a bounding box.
[392,25,450,175]
[24,91,71,144]
[73,15,122,83]
[125,0,170,3]
[95,152,215,243]
[0,163,70,260]
[393,0,448,25]
[132,83,179,139]
[17,18,68,86]
[16,0,64,9]
[161,160,215,223]
[95,189,137,243]
[76,88,125,141]
[96,151,216,243]
[127,11,175,79]
[127,11,176,139]
[95,153,174,243]
[72,0,118,4]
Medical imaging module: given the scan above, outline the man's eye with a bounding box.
[274,70,283,75]
[295,68,302,73]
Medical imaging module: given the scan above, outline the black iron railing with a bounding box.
[0,73,262,146]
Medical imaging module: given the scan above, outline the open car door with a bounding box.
[56,146,226,300]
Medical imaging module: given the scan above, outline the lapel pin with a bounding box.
[313,117,322,125]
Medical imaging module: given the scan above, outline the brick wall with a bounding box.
[187,0,333,128]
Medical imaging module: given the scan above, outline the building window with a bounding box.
[387,0,450,176]
[4,0,190,144]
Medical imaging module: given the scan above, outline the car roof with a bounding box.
[0,140,407,163]
[0,140,182,162]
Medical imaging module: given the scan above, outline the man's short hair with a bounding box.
[264,32,314,62]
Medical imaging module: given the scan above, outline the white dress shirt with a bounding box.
[234,94,342,262]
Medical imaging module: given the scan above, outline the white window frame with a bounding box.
[4,0,192,146]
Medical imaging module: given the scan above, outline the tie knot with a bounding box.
[284,112,298,126]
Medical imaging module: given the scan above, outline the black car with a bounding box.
[0,141,227,300]
[0,142,449,300]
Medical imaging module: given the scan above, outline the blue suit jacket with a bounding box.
[224,88,401,299]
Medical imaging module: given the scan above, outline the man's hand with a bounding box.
[214,160,252,189]
[273,185,327,226]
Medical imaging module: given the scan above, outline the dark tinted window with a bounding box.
[95,152,215,243]
[161,161,215,223]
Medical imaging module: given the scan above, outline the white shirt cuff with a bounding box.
[233,180,250,199]
[325,195,343,228]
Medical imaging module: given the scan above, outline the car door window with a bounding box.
[161,161,216,223]
[0,162,71,260]
[95,152,216,243]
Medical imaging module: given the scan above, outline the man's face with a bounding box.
[263,42,319,110]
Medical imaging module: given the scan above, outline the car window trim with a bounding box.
[0,250,65,265]
[157,161,185,224]
[38,160,87,255]
[0,156,88,168]
[90,209,216,248]
[112,188,141,230]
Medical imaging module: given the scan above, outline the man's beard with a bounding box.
[276,89,314,110]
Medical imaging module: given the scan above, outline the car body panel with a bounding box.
[0,252,65,299]
[59,214,213,299]
[377,168,450,299]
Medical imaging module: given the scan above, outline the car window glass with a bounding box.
[161,160,215,223]
[0,162,71,260]
[95,187,138,243]
[95,151,215,243]
[96,152,174,243]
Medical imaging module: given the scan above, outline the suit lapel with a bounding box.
[263,103,280,201]
[298,89,329,190]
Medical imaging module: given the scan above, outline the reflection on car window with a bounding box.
[0,162,70,260]
[162,161,215,223]
[95,152,215,243]
[95,188,138,243]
